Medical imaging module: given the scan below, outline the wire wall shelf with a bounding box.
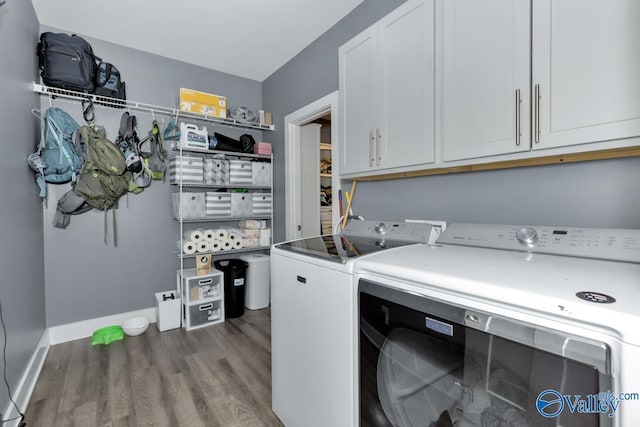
[178,216,271,223]
[170,147,271,160]
[178,246,270,259]
[33,83,275,132]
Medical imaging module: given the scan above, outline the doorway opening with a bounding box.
[284,91,340,241]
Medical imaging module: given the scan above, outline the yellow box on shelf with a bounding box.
[179,88,227,118]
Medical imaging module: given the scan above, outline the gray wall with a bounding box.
[41,26,263,326]
[263,0,640,239]
[0,0,45,416]
[262,0,406,242]
[353,158,640,228]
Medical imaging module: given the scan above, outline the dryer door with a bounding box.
[358,279,613,427]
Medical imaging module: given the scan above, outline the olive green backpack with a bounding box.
[72,125,131,245]
[73,125,130,210]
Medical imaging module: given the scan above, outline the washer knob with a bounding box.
[374,222,387,235]
[516,227,538,245]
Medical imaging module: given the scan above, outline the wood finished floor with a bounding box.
[25,308,284,427]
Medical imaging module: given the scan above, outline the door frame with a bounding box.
[284,91,340,241]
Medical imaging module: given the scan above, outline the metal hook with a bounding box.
[31,108,42,119]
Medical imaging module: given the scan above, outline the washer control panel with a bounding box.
[342,220,432,243]
[436,223,640,263]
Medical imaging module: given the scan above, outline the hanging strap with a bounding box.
[103,207,118,247]
[38,110,47,152]
[33,112,47,199]
[118,112,129,139]
[72,128,87,166]
[103,208,108,245]
[112,208,117,247]
[118,112,136,141]
[82,98,95,125]
[126,114,137,140]
[152,120,165,161]
[162,120,180,140]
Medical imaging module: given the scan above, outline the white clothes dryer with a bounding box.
[354,223,640,427]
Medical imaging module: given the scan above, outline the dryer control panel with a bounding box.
[342,220,432,243]
[436,223,640,263]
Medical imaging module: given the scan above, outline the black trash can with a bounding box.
[214,259,249,318]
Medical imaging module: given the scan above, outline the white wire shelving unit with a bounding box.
[34,81,275,329]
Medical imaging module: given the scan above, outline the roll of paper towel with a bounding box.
[202,229,216,242]
[222,226,243,241]
[178,240,197,255]
[215,228,228,241]
[183,229,204,243]
[197,241,211,253]
[234,239,244,250]
[220,239,233,251]
[210,240,223,252]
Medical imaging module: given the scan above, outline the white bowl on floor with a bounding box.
[122,316,150,336]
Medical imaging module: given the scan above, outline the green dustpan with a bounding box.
[91,325,125,346]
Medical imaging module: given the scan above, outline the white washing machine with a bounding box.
[354,223,640,427]
[270,220,435,427]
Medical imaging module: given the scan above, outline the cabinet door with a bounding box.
[532,0,640,149]
[339,25,377,175]
[271,254,354,427]
[377,0,436,169]
[443,0,530,161]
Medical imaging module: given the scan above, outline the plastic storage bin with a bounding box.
[214,259,249,318]
[155,291,181,332]
[189,300,223,327]
[239,254,271,310]
[177,268,225,330]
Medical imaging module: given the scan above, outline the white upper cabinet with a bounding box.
[340,0,435,176]
[339,25,377,175]
[377,0,436,170]
[532,0,640,150]
[443,0,531,161]
[340,0,640,176]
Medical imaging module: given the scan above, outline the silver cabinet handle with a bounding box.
[369,130,374,166]
[515,89,522,146]
[534,84,541,143]
[375,128,381,166]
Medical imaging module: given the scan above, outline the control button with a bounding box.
[516,227,538,245]
[374,222,386,235]
[375,240,387,248]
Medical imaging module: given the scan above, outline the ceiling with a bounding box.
[30,0,363,82]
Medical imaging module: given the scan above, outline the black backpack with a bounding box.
[95,62,126,105]
[37,32,98,93]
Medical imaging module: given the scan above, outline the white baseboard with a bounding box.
[48,307,157,345]
[3,329,50,427]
